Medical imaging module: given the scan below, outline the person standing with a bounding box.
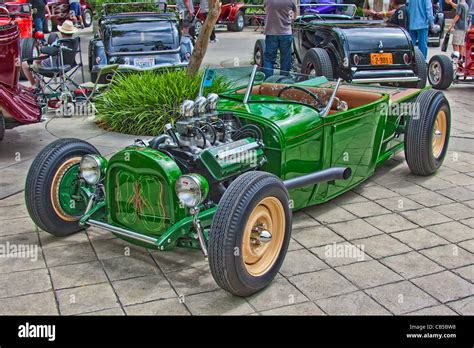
[28,0,51,33]
[408,0,434,59]
[363,0,393,20]
[446,0,470,62]
[388,0,409,29]
[69,0,84,29]
[200,0,217,42]
[263,0,297,76]
[177,0,194,35]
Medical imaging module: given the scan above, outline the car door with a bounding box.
[321,95,388,199]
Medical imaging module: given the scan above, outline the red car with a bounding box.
[429,27,474,89]
[45,0,93,32]
[195,0,245,32]
[0,10,42,141]
[0,1,40,79]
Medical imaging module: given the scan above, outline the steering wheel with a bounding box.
[277,85,323,108]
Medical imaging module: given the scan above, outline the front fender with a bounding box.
[0,84,42,125]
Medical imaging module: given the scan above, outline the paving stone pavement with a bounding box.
[0,29,473,316]
[0,149,473,315]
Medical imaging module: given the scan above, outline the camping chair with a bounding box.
[31,37,86,104]
[77,64,120,112]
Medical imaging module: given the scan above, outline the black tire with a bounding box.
[25,138,100,236]
[428,54,453,90]
[20,38,38,81]
[401,47,427,88]
[405,90,451,176]
[301,47,334,79]
[0,112,5,142]
[43,17,53,33]
[228,10,244,32]
[208,171,292,297]
[83,8,93,28]
[47,32,59,46]
[253,39,265,67]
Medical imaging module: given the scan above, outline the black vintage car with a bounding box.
[254,10,427,88]
[89,2,193,81]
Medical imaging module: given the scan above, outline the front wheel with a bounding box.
[25,138,100,236]
[405,90,451,176]
[228,10,244,32]
[428,55,453,90]
[208,171,292,297]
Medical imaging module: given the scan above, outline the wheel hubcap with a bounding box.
[429,61,442,84]
[50,157,84,221]
[84,11,92,26]
[238,15,244,28]
[432,110,447,159]
[255,50,262,65]
[242,196,285,276]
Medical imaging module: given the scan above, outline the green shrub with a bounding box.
[95,69,231,136]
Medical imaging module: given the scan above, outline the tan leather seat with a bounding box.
[237,83,383,111]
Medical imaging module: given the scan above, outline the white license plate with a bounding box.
[133,58,155,69]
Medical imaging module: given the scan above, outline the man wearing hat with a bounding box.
[21,20,78,87]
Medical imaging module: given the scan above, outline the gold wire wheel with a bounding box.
[50,156,82,222]
[432,110,447,159]
[242,196,285,276]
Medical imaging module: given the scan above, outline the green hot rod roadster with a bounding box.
[25,66,451,296]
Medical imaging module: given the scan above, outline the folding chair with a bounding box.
[31,36,86,108]
[77,64,120,112]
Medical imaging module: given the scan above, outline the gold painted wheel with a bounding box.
[50,156,82,222]
[432,110,447,159]
[242,196,285,276]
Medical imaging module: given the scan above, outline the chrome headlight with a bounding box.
[207,93,219,112]
[79,155,106,185]
[180,100,195,118]
[175,174,209,208]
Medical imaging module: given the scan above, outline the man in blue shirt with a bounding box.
[408,0,434,59]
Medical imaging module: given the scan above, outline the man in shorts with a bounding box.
[446,0,470,62]
[69,0,84,29]
[21,20,78,87]
[177,0,194,35]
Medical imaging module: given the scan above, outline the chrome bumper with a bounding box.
[352,76,420,84]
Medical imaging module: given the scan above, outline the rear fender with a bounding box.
[180,35,193,62]
[90,39,107,68]
[227,2,245,21]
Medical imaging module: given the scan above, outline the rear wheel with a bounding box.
[83,8,93,28]
[254,39,265,67]
[228,10,244,32]
[208,171,292,297]
[20,38,39,81]
[25,138,100,236]
[405,90,451,176]
[428,54,453,90]
[301,48,334,79]
[401,47,427,88]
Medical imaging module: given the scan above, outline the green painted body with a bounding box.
[71,81,423,251]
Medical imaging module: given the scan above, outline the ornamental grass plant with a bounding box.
[95,69,231,136]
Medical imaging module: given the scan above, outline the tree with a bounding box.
[187,0,221,76]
